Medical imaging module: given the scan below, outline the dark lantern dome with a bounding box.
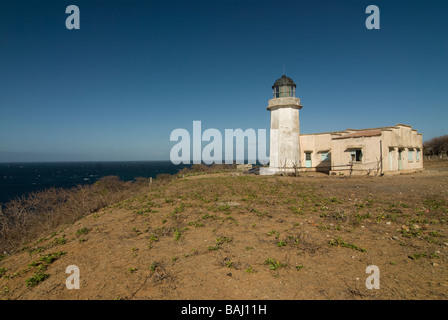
[272,75,296,89]
[272,75,296,98]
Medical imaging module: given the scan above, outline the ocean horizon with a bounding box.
[0,161,190,205]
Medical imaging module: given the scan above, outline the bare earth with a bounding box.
[1,160,447,300]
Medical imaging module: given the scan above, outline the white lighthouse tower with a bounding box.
[260,75,303,175]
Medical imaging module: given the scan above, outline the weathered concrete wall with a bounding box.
[329,135,383,175]
[381,125,423,174]
[267,97,301,172]
[297,124,423,175]
[299,133,332,172]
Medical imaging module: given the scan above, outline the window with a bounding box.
[306,152,312,161]
[408,149,414,162]
[320,152,330,162]
[350,149,362,162]
[274,87,280,98]
[281,86,291,97]
[274,85,295,98]
[416,149,420,162]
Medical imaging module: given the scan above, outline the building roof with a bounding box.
[332,129,382,140]
[302,124,421,137]
[272,75,296,88]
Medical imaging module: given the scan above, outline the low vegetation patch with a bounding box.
[25,272,49,287]
[329,237,367,252]
[264,258,287,271]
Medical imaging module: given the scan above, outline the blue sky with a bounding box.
[0,0,447,162]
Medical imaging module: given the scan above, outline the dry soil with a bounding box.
[1,160,447,300]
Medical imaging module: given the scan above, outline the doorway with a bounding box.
[389,148,393,171]
[305,152,312,168]
[398,149,403,171]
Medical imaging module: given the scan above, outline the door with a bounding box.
[398,149,403,171]
[305,152,312,168]
[389,148,393,171]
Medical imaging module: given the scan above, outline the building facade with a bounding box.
[260,75,423,176]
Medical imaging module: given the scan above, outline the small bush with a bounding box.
[76,227,90,236]
[264,258,287,271]
[39,251,66,264]
[26,272,49,287]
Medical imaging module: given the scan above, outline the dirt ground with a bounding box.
[1,160,447,300]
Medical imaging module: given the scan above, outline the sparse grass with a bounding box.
[330,197,342,204]
[174,228,181,241]
[216,236,232,245]
[277,240,287,247]
[188,220,205,228]
[423,198,447,211]
[0,267,7,278]
[208,235,232,251]
[173,204,185,214]
[267,230,280,239]
[289,206,305,215]
[76,227,90,236]
[39,251,66,264]
[408,252,427,260]
[148,262,157,272]
[400,225,422,238]
[264,258,287,271]
[245,265,255,273]
[332,210,347,221]
[1,162,448,299]
[53,236,66,245]
[355,212,371,222]
[328,238,366,252]
[216,204,230,213]
[256,211,270,218]
[430,252,440,259]
[25,272,49,287]
[128,267,137,274]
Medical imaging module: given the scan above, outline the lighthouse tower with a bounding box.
[261,75,303,175]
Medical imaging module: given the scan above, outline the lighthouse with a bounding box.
[261,75,303,175]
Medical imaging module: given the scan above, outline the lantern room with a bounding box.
[272,74,296,98]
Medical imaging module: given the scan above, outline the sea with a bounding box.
[0,161,190,205]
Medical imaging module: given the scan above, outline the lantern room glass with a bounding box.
[273,85,295,98]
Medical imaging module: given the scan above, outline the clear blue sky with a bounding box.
[0,0,447,162]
